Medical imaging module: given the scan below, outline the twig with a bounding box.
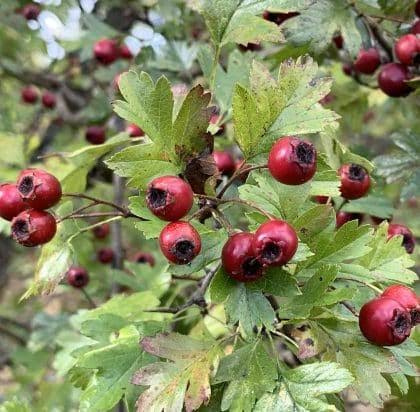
[171,274,202,281]
[341,301,359,317]
[63,192,129,214]
[81,288,97,308]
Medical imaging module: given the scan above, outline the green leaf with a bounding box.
[0,398,31,412]
[342,194,394,219]
[284,0,363,57]
[214,340,277,412]
[133,333,222,412]
[150,41,199,72]
[255,362,353,412]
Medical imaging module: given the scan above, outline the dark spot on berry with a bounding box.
[147,187,168,209]
[242,257,262,277]
[173,240,195,262]
[410,308,420,326]
[402,234,415,254]
[75,274,85,286]
[414,53,420,65]
[295,142,315,165]
[18,176,34,196]
[348,164,366,181]
[12,218,30,241]
[261,241,281,262]
[390,309,411,340]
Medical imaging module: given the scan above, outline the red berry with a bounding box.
[85,126,106,145]
[0,183,29,221]
[354,48,381,74]
[126,123,144,137]
[378,63,412,98]
[382,285,419,325]
[387,223,415,254]
[338,164,370,200]
[119,44,133,59]
[131,251,155,267]
[92,223,110,239]
[254,220,298,266]
[268,137,317,185]
[93,39,119,65]
[395,34,419,65]
[97,247,114,264]
[411,20,420,35]
[17,168,62,210]
[222,232,263,282]
[314,195,329,204]
[21,4,40,20]
[333,35,343,49]
[416,0,420,17]
[159,221,201,264]
[336,211,362,228]
[11,209,56,247]
[359,297,412,346]
[213,151,235,175]
[262,11,299,25]
[67,266,89,288]
[342,63,354,76]
[21,86,38,104]
[146,176,193,221]
[41,91,56,109]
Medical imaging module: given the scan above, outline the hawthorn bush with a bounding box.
[0,1,420,411]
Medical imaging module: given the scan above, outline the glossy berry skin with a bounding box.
[126,123,144,137]
[333,35,343,49]
[395,34,419,65]
[85,126,106,145]
[92,223,110,239]
[213,151,235,175]
[354,48,381,74]
[0,183,29,221]
[17,168,62,210]
[21,4,40,20]
[132,251,155,267]
[97,247,114,264]
[382,285,419,325]
[359,297,412,346]
[338,164,370,200]
[67,266,89,288]
[11,209,56,247]
[387,223,415,254]
[411,20,420,35]
[21,86,38,104]
[254,220,298,267]
[378,63,412,98]
[41,92,56,109]
[93,39,119,65]
[268,137,317,185]
[119,44,133,59]
[336,211,362,228]
[222,232,263,282]
[159,221,201,264]
[146,176,193,221]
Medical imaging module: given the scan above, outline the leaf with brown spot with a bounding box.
[184,152,218,195]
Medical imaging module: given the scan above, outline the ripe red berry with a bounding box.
[97,247,114,264]
[92,223,110,239]
[387,223,415,254]
[378,63,412,97]
[131,251,155,267]
[342,63,354,76]
[268,137,317,185]
[254,220,298,266]
[21,4,40,20]
[354,48,381,74]
[359,297,412,346]
[85,126,106,145]
[411,20,420,35]
[17,168,62,210]
[395,34,419,65]
[222,232,263,282]
[333,35,343,49]
[11,209,56,247]
[213,151,235,175]
[93,39,119,65]
[382,285,419,325]
[21,86,38,104]
[126,123,144,137]
[41,91,56,109]
[67,266,89,288]
[338,164,370,200]
[416,0,420,17]
[336,211,362,228]
[146,176,193,221]
[159,221,201,264]
[119,44,133,59]
[0,183,29,221]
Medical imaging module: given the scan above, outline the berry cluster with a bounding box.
[21,86,57,109]
[93,38,134,66]
[0,169,62,247]
[359,285,419,346]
